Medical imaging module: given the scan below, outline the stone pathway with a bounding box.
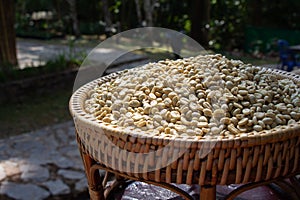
[0,121,89,200]
[0,120,295,200]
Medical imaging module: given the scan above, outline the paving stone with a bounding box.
[43,179,70,195]
[0,181,50,200]
[4,148,20,158]
[34,128,51,138]
[0,142,9,154]
[20,164,50,182]
[2,160,20,177]
[52,156,77,169]
[68,126,76,137]
[70,157,85,171]
[0,155,9,161]
[8,158,26,164]
[0,165,6,181]
[10,133,35,144]
[12,139,44,153]
[69,140,78,146]
[75,178,88,192]
[46,151,62,163]
[58,169,85,180]
[59,145,80,158]
[41,134,59,148]
[28,143,53,155]
[26,154,51,165]
[51,122,69,130]
[66,121,74,126]
[55,128,69,144]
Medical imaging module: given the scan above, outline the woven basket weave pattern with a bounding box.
[70,68,300,186]
[75,122,299,185]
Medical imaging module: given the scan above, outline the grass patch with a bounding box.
[0,87,73,139]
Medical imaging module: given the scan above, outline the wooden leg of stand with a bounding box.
[200,185,216,200]
[77,145,103,200]
[82,152,104,200]
[77,131,105,199]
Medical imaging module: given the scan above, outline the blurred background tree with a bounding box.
[2,0,300,59]
[191,0,210,48]
[66,0,80,38]
[0,0,18,68]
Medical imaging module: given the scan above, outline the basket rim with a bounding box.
[69,66,300,145]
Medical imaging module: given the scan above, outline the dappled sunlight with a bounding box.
[16,39,91,69]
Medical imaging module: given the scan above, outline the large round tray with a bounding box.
[70,67,300,198]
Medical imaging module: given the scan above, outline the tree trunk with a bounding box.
[0,0,17,68]
[143,0,154,26]
[55,0,62,24]
[248,0,262,26]
[102,0,112,33]
[66,0,80,38]
[134,0,142,26]
[191,0,210,47]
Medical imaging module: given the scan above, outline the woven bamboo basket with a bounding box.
[70,68,300,197]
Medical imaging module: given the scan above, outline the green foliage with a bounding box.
[250,0,300,30]
[21,0,54,12]
[111,0,121,14]
[77,0,102,22]
[0,62,18,83]
[15,0,65,39]
[14,0,300,52]
[79,22,105,35]
[245,26,300,54]
[154,0,192,32]
[244,0,300,53]
[209,0,247,50]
